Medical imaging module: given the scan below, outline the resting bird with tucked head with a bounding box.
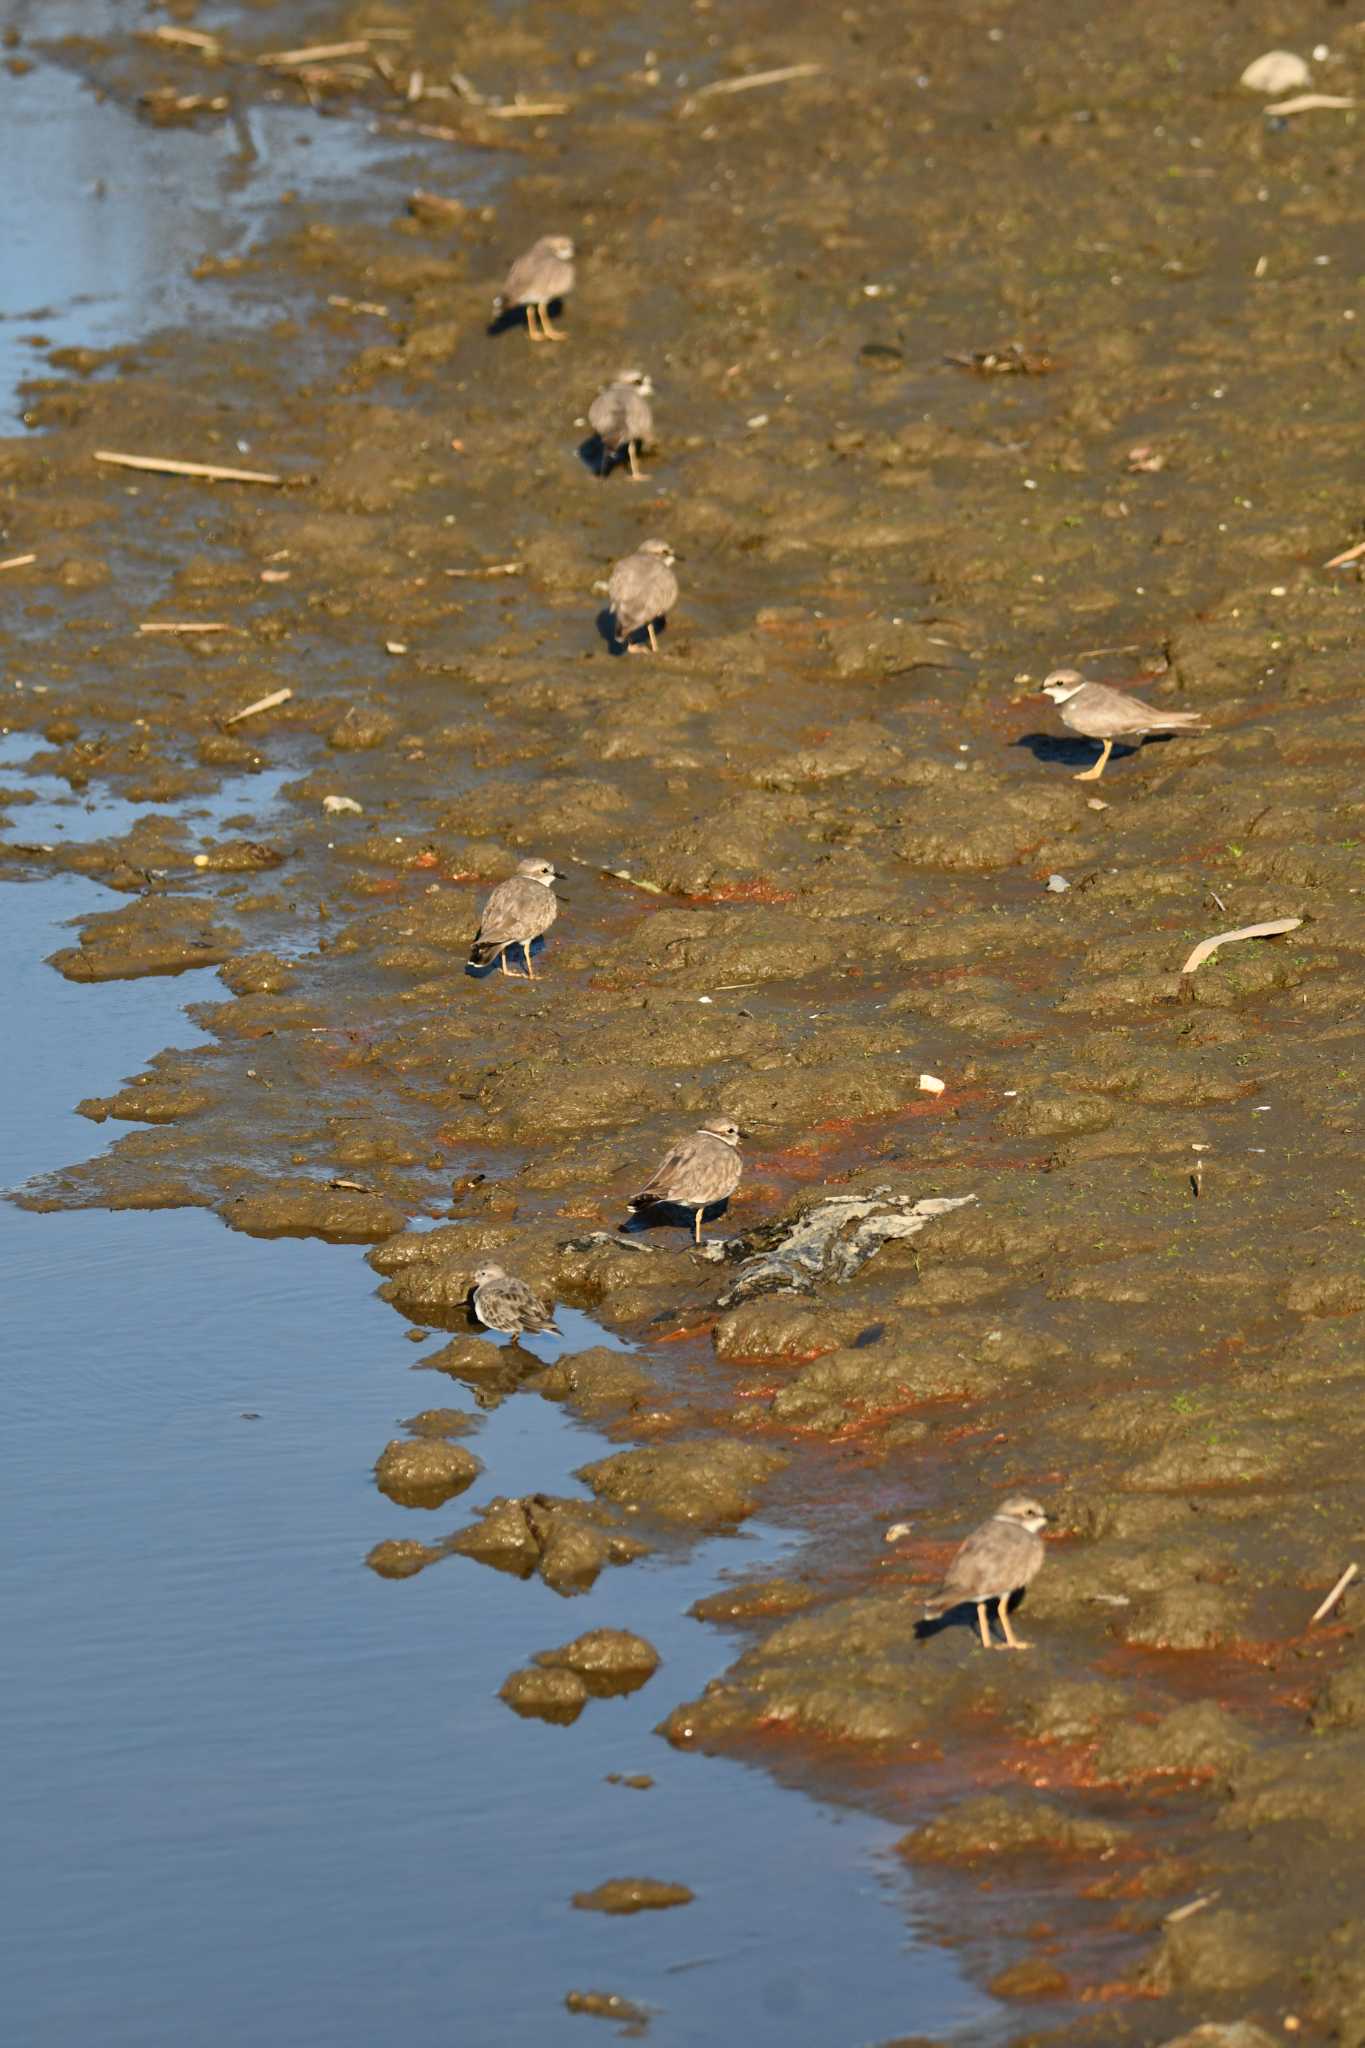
[888,1495,1049,1651]
[493,234,575,341]
[607,538,678,653]
[1039,668,1207,782]
[588,370,655,481]
[470,1263,561,1341]
[467,857,562,979]
[628,1118,742,1244]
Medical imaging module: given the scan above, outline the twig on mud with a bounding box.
[480,97,573,119]
[1180,917,1303,977]
[95,450,284,486]
[444,562,523,578]
[138,621,243,636]
[327,294,390,317]
[223,687,292,726]
[1324,537,1365,569]
[256,40,372,68]
[1165,1891,1221,1926]
[1311,1563,1359,1626]
[143,26,224,56]
[1263,93,1356,116]
[681,62,824,113]
[0,552,36,571]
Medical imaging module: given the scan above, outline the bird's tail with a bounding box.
[1152,709,1207,730]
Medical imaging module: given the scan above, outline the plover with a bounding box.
[493,234,575,342]
[471,1263,561,1340]
[1040,668,1207,782]
[629,1118,742,1244]
[467,857,562,979]
[588,369,655,481]
[891,1494,1048,1650]
[608,538,678,652]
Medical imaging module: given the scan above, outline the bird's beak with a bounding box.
[553,869,567,880]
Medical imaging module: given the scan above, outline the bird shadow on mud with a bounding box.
[594,606,669,657]
[619,1195,733,1241]
[578,433,614,478]
[1012,731,1180,771]
[485,297,568,339]
[463,936,545,981]
[914,1587,1031,1647]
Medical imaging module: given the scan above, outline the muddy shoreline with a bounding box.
[4,0,1365,2040]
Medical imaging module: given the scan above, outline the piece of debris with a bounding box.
[1264,92,1355,116]
[1311,1562,1358,1626]
[1324,537,1365,569]
[223,687,292,726]
[1126,445,1166,473]
[1179,917,1302,976]
[327,294,389,317]
[918,1073,946,1095]
[322,794,363,815]
[444,561,523,579]
[1046,874,1070,893]
[137,621,241,635]
[946,342,1054,376]
[681,62,823,114]
[385,640,408,655]
[257,40,373,68]
[1165,1890,1222,1925]
[138,87,230,123]
[95,449,284,486]
[715,1190,976,1305]
[0,552,37,571]
[1240,50,1311,94]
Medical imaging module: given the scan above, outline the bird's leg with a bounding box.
[538,305,567,341]
[525,303,545,342]
[498,951,509,976]
[646,621,659,653]
[998,1599,1032,1651]
[1074,737,1113,782]
[627,441,645,482]
[976,1603,995,1651]
[523,943,536,981]
[693,1208,704,1245]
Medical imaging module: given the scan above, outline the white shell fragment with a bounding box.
[918,1073,946,1095]
[1046,873,1070,893]
[322,794,364,815]
[1240,50,1311,94]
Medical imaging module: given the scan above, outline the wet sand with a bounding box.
[3,0,1365,2041]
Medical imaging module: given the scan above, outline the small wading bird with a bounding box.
[628,1118,743,1245]
[467,857,562,979]
[588,369,655,481]
[470,1263,561,1341]
[1040,668,1208,781]
[492,234,575,341]
[608,538,678,653]
[887,1494,1049,1651]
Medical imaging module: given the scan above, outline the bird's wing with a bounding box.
[498,250,542,305]
[1073,681,1172,735]
[589,388,626,441]
[635,1135,697,1200]
[623,391,653,441]
[938,1520,1029,1604]
[475,877,541,947]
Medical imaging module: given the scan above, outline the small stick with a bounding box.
[95,450,283,486]
[144,26,223,54]
[1180,917,1303,976]
[138,621,242,635]
[1324,538,1365,569]
[327,294,389,316]
[444,562,523,578]
[1264,93,1356,116]
[257,41,372,67]
[223,686,292,726]
[1,552,36,570]
[1311,1563,1358,1626]
[683,63,823,110]
[481,98,572,118]
[1165,1891,1220,1926]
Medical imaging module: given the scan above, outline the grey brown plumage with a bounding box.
[608,538,678,652]
[1041,668,1207,781]
[588,371,654,480]
[913,1495,1048,1650]
[471,1263,560,1339]
[468,857,560,978]
[493,234,575,340]
[629,1118,742,1243]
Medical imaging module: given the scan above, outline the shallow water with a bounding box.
[1,852,991,2044]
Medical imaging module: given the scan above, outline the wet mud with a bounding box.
[5,0,1365,2040]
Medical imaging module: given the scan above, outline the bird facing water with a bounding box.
[467,857,561,978]
[1040,668,1207,782]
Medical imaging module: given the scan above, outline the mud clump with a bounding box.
[571,1878,694,1915]
[577,1440,788,1526]
[223,1181,407,1243]
[499,1665,588,1725]
[563,1990,650,2027]
[1141,1909,1281,1997]
[1311,1655,1365,1732]
[1092,1701,1249,1785]
[534,1628,659,1696]
[450,1494,648,1594]
[691,1578,816,1623]
[373,1438,480,1509]
[47,897,242,981]
[898,1794,1127,1864]
[364,1539,441,1580]
[535,1347,653,1420]
[1156,2027,1279,2048]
